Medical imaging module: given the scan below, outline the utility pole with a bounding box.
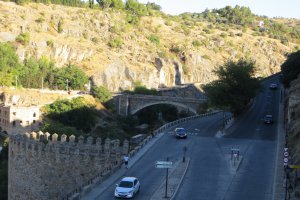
[66,79,69,91]
[15,76,17,89]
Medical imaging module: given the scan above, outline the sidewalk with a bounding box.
[150,158,190,200]
[273,88,287,200]
[81,132,164,200]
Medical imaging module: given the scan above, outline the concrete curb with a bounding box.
[150,158,190,200]
[170,158,190,200]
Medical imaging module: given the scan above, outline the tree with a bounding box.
[281,50,300,88]
[96,0,112,9]
[111,0,124,9]
[0,43,22,86]
[125,0,147,16]
[54,64,88,90]
[92,85,112,102]
[203,59,261,116]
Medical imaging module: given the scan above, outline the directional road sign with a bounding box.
[155,161,173,168]
[284,152,289,157]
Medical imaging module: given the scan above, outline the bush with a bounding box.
[46,40,54,47]
[58,20,63,33]
[148,34,160,45]
[16,32,30,45]
[170,45,181,54]
[192,40,201,48]
[108,38,123,48]
[92,85,112,102]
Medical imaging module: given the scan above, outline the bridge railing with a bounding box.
[127,110,221,159]
[77,110,220,200]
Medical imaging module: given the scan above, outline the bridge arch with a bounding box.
[130,101,197,115]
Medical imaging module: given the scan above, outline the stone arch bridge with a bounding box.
[116,94,207,116]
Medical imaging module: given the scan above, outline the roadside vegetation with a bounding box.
[0,42,88,90]
[281,50,300,88]
[203,59,261,116]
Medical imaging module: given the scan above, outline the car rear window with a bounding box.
[119,181,133,188]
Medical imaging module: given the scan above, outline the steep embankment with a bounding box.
[0,1,297,91]
[287,76,300,162]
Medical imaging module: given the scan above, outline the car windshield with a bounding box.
[175,128,185,133]
[119,181,133,188]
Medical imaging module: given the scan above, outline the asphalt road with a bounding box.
[97,76,280,200]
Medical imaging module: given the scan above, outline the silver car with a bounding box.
[114,177,140,198]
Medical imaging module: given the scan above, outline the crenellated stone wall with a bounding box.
[8,131,129,200]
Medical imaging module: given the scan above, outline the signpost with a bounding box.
[155,159,173,198]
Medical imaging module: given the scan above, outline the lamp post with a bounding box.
[66,79,69,91]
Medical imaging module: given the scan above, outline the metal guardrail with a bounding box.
[76,110,220,200]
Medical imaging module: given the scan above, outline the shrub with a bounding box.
[202,55,211,60]
[46,40,54,47]
[203,28,210,34]
[148,34,160,45]
[92,85,112,102]
[170,45,181,54]
[192,40,201,48]
[91,37,100,44]
[16,32,30,45]
[108,38,123,48]
[35,17,45,23]
[57,20,63,33]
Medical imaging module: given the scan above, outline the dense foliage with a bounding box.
[124,85,159,95]
[91,85,112,103]
[0,43,22,86]
[201,6,255,26]
[0,42,88,90]
[281,50,300,88]
[204,59,261,115]
[43,97,98,132]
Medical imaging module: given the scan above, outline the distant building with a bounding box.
[259,21,264,27]
[0,103,40,135]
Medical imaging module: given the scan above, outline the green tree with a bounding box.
[96,0,112,8]
[92,85,112,102]
[281,50,300,88]
[44,97,97,132]
[15,32,30,45]
[54,64,88,90]
[0,43,21,86]
[203,59,261,115]
[125,0,147,16]
[111,0,124,9]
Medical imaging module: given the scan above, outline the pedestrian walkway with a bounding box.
[81,132,164,200]
[273,89,287,200]
[150,158,190,200]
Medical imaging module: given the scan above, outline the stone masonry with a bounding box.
[8,131,129,200]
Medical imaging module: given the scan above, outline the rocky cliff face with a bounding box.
[0,1,296,91]
[286,76,300,163]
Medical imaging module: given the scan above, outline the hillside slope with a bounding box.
[0,1,298,91]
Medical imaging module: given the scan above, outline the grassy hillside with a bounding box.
[0,1,299,91]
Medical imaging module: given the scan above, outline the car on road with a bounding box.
[174,127,187,139]
[263,115,273,124]
[114,177,140,198]
[269,83,278,90]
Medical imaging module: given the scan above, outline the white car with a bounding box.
[114,177,140,198]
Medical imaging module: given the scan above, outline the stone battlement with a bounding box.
[8,131,129,200]
[10,131,129,156]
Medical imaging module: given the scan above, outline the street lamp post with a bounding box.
[66,79,69,91]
